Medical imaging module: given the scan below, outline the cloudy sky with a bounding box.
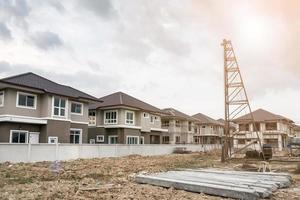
[0,0,299,123]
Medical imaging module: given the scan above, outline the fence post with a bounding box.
[27,143,31,162]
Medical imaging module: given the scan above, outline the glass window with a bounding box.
[17,93,36,108]
[89,110,96,125]
[175,120,181,127]
[150,116,154,123]
[126,136,139,145]
[71,102,82,114]
[53,97,66,117]
[266,123,277,131]
[143,112,149,118]
[70,129,81,144]
[109,136,118,144]
[175,136,180,144]
[162,120,169,127]
[140,136,144,144]
[125,111,134,125]
[96,135,105,142]
[104,110,117,124]
[239,124,250,131]
[188,122,192,131]
[0,91,4,106]
[11,131,28,143]
[162,136,170,144]
[48,137,58,144]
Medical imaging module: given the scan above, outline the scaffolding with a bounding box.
[221,39,264,162]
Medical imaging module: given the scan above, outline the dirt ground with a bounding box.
[0,150,299,200]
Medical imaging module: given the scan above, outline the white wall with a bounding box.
[0,143,221,163]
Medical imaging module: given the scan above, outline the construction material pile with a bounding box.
[136,169,293,200]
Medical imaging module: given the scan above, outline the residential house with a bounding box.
[161,108,196,144]
[88,92,167,144]
[192,113,224,144]
[0,72,100,144]
[233,109,294,151]
[293,125,300,138]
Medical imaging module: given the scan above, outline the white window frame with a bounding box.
[140,136,144,145]
[104,110,118,125]
[108,135,118,144]
[0,90,4,107]
[89,139,95,144]
[125,110,135,125]
[154,116,160,121]
[48,136,58,144]
[70,128,82,144]
[126,135,139,145]
[52,96,68,118]
[150,115,154,124]
[89,110,97,126]
[9,130,29,143]
[96,135,105,143]
[143,112,149,118]
[70,101,83,115]
[16,91,37,109]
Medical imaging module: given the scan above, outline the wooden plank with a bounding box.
[136,175,260,200]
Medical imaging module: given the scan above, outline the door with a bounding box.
[29,132,39,144]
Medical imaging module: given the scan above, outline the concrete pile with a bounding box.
[135,169,293,200]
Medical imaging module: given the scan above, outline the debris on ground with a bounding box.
[0,150,299,199]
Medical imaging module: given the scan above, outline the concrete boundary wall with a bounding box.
[0,144,221,163]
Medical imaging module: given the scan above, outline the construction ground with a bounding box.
[0,151,299,200]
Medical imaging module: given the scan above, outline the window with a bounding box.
[175,136,180,144]
[53,97,67,117]
[238,139,246,144]
[109,136,118,144]
[96,135,105,142]
[188,122,192,131]
[104,110,117,124]
[10,130,28,143]
[17,92,36,109]
[89,110,96,125]
[125,111,134,125]
[202,126,206,129]
[70,129,82,144]
[162,136,170,144]
[0,91,4,107]
[162,120,169,127]
[175,120,181,127]
[89,139,95,144]
[71,102,83,115]
[193,136,201,143]
[140,136,144,144]
[143,112,149,118]
[194,128,198,134]
[254,123,261,131]
[154,116,159,121]
[126,136,139,145]
[48,137,58,144]
[266,123,277,131]
[239,124,249,131]
[150,116,154,123]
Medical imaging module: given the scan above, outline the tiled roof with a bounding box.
[233,109,294,123]
[0,72,99,101]
[192,113,223,125]
[90,92,164,113]
[162,108,195,120]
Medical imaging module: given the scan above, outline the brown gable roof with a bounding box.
[0,72,100,102]
[162,108,194,121]
[90,92,164,113]
[192,113,223,125]
[233,108,294,123]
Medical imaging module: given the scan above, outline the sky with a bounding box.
[0,0,299,123]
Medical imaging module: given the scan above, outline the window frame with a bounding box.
[9,130,29,143]
[104,110,118,125]
[108,135,118,144]
[16,91,37,109]
[143,112,149,118]
[150,115,154,124]
[52,96,68,118]
[88,110,97,126]
[162,136,170,144]
[125,110,135,125]
[140,136,145,145]
[175,136,181,144]
[70,128,82,144]
[0,90,4,107]
[70,101,83,115]
[48,136,58,144]
[96,135,105,143]
[126,136,139,145]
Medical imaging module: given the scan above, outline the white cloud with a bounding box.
[0,0,299,122]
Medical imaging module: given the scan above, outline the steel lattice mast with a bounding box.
[221,39,264,162]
